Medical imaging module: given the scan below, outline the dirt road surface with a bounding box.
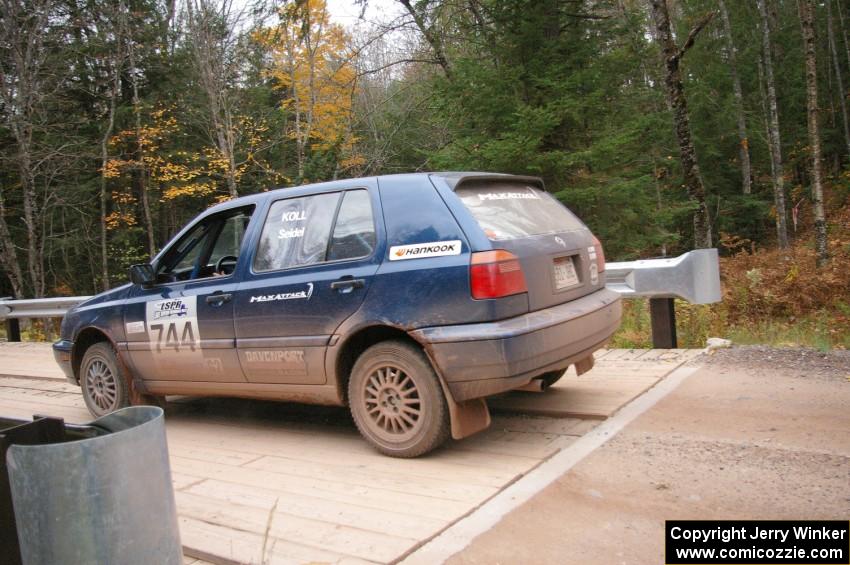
[447,348,850,565]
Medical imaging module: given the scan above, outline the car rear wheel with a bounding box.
[80,342,131,418]
[348,340,450,458]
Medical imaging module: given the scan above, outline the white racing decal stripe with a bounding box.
[389,240,462,261]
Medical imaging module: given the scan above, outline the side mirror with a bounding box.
[128,264,155,287]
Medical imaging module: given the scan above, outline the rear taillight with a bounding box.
[470,250,528,299]
[591,235,606,272]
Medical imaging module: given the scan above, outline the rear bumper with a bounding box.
[410,288,622,401]
[52,339,77,384]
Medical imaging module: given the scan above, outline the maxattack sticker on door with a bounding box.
[389,240,462,261]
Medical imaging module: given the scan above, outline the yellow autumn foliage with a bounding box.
[105,104,258,204]
[256,0,363,172]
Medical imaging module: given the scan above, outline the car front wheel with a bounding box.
[348,340,450,458]
[80,342,131,417]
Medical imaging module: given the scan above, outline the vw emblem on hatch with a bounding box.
[554,236,566,247]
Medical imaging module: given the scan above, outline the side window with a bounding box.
[169,223,211,275]
[254,192,340,272]
[156,206,254,282]
[209,213,251,265]
[327,190,376,261]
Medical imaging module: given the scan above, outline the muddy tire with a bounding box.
[80,342,131,418]
[348,340,450,458]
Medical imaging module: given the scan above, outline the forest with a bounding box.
[0,0,848,346]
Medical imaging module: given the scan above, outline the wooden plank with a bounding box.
[0,375,77,391]
[0,384,87,409]
[165,419,540,476]
[186,479,448,540]
[177,491,414,563]
[166,434,521,488]
[170,456,474,521]
[240,455,495,503]
[488,415,593,436]
[0,398,90,422]
[178,516,356,565]
[489,378,662,419]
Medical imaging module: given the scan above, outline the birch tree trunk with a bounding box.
[0,186,25,297]
[718,0,752,194]
[124,1,157,258]
[798,0,829,267]
[398,0,453,78]
[100,63,120,291]
[186,0,240,198]
[97,1,125,290]
[756,0,789,249]
[0,0,58,297]
[826,0,850,159]
[648,0,713,249]
[836,0,850,71]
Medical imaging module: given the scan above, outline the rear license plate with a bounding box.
[553,256,580,290]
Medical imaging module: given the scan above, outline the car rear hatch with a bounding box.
[454,178,604,312]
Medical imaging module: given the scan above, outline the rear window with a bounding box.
[456,183,584,240]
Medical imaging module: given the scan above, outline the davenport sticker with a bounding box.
[389,240,462,261]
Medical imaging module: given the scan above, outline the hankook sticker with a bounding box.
[250,283,314,303]
[125,321,146,334]
[389,240,462,261]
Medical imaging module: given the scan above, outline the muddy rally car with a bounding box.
[54,173,621,457]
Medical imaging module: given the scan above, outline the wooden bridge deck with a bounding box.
[0,343,701,564]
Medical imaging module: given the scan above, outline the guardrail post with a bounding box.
[5,319,20,343]
[649,298,677,348]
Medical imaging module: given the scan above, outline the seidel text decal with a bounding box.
[278,208,307,239]
[389,240,462,261]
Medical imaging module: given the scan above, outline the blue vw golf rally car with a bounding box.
[54,173,621,457]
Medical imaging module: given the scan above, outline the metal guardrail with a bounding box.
[0,249,721,348]
[606,248,721,304]
[0,296,93,319]
[3,406,182,564]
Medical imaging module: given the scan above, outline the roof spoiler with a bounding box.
[434,173,547,192]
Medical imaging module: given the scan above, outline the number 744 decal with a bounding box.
[145,297,200,352]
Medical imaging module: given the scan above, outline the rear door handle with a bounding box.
[205,292,232,306]
[330,278,365,292]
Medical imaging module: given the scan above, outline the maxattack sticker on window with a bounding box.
[477,191,539,201]
[389,240,462,261]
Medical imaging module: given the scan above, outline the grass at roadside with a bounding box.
[612,299,849,350]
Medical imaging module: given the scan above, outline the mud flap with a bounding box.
[426,353,491,440]
[117,349,165,408]
[422,344,490,439]
[575,354,595,376]
[446,397,491,440]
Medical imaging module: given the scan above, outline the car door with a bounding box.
[123,206,255,384]
[234,183,383,384]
